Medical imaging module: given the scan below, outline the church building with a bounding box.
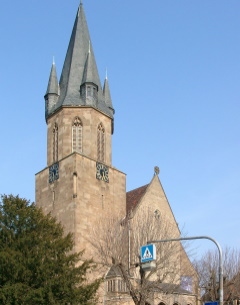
[35,2,199,305]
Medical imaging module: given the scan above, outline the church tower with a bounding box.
[35,2,126,255]
[35,4,200,305]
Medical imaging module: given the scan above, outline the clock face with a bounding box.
[96,162,109,183]
[49,162,59,183]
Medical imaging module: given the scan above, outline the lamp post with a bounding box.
[147,236,223,305]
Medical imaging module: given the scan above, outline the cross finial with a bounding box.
[154,166,160,175]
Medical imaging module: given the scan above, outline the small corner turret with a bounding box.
[103,73,115,117]
[44,61,59,120]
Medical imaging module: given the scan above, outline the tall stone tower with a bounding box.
[35,2,126,256]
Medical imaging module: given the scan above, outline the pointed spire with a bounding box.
[78,0,83,17]
[58,3,102,107]
[45,60,59,96]
[45,60,59,119]
[45,3,114,120]
[103,72,114,115]
[81,41,99,86]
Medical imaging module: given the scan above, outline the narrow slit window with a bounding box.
[53,123,58,162]
[73,172,78,198]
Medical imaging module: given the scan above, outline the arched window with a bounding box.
[72,117,83,153]
[53,123,58,162]
[97,123,105,162]
[154,209,161,220]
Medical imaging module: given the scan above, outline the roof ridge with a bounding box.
[127,184,149,194]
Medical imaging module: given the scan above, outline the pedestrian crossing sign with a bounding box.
[140,244,156,262]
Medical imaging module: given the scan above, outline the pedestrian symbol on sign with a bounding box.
[142,247,153,260]
[140,244,156,262]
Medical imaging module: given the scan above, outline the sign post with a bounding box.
[147,236,223,305]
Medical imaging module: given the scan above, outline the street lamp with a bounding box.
[147,236,223,305]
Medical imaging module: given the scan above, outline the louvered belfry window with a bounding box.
[97,123,105,162]
[53,123,58,162]
[72,117,83,153]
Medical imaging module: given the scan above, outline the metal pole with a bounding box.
[148,236,223,305]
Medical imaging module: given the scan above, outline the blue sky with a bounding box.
[1,0,239,257]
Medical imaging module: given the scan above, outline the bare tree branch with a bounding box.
[193,247,240,304]
[90,208,198,305]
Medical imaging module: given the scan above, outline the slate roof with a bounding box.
[45,3,114,121]
[45,62,59,96]
[103,76,114,113]
[106,265,122,278]
[126,184,149,213]
[151,282,193,295]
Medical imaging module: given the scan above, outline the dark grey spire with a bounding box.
[103,74,114,116]
[81,43,99,86]
[45,60,59,95]
[44,61,59,119]
[58,3,101,106]
[45,2,114,121]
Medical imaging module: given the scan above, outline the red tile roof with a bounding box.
[126,184,149,213]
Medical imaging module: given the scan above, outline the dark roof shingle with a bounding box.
[126,184,149,213]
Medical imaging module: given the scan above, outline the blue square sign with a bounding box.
[141,244,156,262]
